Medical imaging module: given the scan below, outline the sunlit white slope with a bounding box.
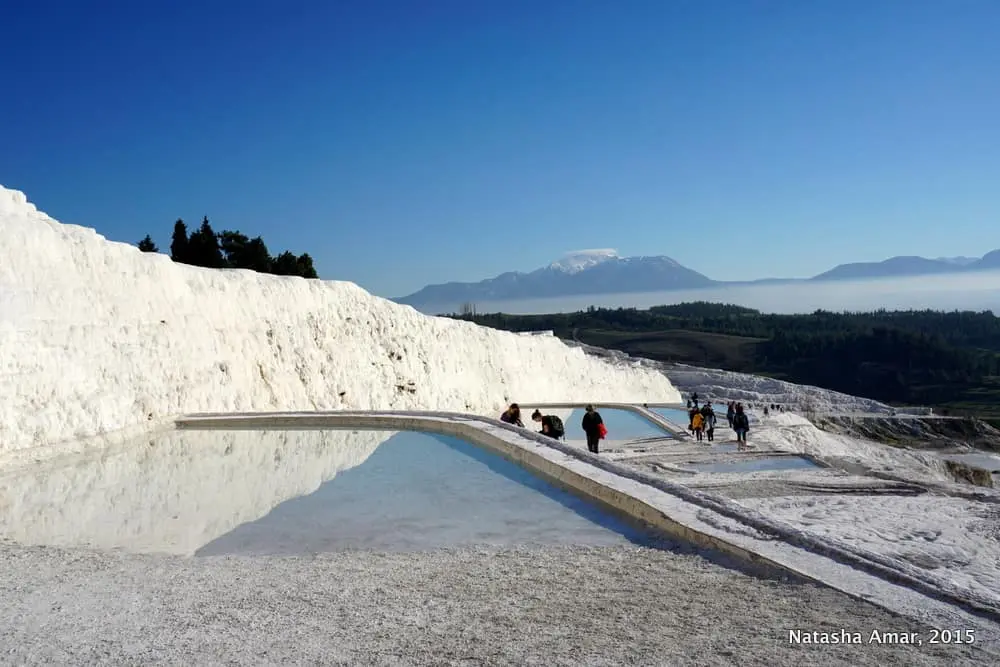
[0,429,390,555]
[664,364,892,413]
[751,412,954,483]
[0,186,680,454]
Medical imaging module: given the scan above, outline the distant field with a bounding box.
[575,329,765,370]
[937,378,1000,421]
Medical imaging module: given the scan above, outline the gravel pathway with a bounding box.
[1,541,993,666]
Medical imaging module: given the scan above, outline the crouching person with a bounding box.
[581,404,605,454]
[500,403,524,427]
[532,410,565,440]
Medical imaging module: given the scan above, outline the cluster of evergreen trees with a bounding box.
[137,217,317,279]
[447,302,1000,407]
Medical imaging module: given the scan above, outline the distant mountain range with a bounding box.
[809,252,999,280]
[394,248,1000,307]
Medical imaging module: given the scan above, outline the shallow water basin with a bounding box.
[563,408,672,441]
[0,427,661,556]
[946,452,1000,473]
[649,407,697,426]
[683,455,821,474]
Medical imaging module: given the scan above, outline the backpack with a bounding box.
[547,415,565,438]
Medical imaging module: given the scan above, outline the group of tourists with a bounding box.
[686,401,717,442]
[686,393,751,449]
[500,392,756,455]
[499,403,608,453]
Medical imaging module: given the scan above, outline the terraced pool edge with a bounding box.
[513,402,692,437]
[175,410,1000,646]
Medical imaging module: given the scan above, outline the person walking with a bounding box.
[701,402,717,442]
[691,410,705,442]
[733,404,750,450]
[581,404,605,454]
[726,402,736,429]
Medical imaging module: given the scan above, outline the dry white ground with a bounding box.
[1,540,993,666]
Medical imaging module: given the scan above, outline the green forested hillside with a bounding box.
[446,303,1000,419]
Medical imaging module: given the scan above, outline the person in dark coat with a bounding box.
[733,403,750,450]
[581,404,604,454]
[500,403,524,427]
[726,402,736,429]
[700,402,717,442]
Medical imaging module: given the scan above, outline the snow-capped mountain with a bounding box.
[395,251,715,307]
[548,249,620,274]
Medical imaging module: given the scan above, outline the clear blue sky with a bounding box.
[2,0,998,297]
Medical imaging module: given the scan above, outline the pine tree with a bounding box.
[188,217,226,268]
[218,230,274,273]
[271,251,299,276]
[137,235,158,253]
[295,253,318,279]
[244,236,273,273]
[218,230,251,268]
[170,219,189,263]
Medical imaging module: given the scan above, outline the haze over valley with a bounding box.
[399,249,1000,315]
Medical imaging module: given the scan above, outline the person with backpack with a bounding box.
[499,403,524,427]
[581,404,605,454]
[732,404,750,450]
[532,409,565,440]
